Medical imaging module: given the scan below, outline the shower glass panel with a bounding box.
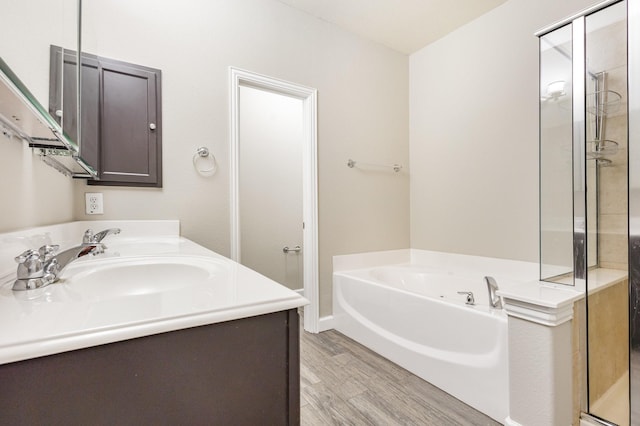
[540,24,575,284]
[585,2,629,424]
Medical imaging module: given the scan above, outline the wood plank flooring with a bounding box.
[300,329,501,426]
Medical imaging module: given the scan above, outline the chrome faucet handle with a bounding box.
[15,250,41,279]
[15,249,40,264]
[82,229,94,244]
[83,228,121,244]
[38,244,60,261]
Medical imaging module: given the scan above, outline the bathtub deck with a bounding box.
[300,328,501,426]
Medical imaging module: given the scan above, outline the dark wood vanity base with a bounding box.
[0,310,300,425]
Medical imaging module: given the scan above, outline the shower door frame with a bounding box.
[628,0,640,425]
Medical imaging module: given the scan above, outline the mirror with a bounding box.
[0,0,96,177]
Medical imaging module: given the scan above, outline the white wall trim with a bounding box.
[318,315,335,332]
[504,416,523,426]
[229,67,320,333]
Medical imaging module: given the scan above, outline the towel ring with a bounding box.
[193,147,217,176]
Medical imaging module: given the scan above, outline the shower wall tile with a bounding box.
[603,66,628,119]
[604,114,628,151]
[587,279,629,405]
[598,214,628,270]
[597,84,627,271]
[587,20,626,76]
[599,165,628,215]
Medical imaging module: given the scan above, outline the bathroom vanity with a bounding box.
[0,220,307,425]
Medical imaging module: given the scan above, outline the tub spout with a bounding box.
[485,276,503,309]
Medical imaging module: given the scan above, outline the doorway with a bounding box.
[229,67,319,333]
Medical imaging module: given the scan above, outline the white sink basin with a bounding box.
[104,237,187,256]
[59,256,228,299]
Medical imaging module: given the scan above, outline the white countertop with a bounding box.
[496,279,584,326]
[0,221,308,365]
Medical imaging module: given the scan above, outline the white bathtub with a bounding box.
[333,252,523,423]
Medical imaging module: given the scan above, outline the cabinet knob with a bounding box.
[149,123,156,130]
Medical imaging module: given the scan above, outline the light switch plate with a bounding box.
[85,192,104,215]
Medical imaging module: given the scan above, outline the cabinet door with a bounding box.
[50,47,162,187]
[94,58,162,187]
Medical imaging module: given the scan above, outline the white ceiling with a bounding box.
[275,0,508,54]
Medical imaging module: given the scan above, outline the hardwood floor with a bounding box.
[300,329,501,426]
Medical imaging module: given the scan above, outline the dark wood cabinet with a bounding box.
[0,310,300,425]
[49,46,162,187]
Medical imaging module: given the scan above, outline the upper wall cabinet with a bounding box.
[50,47,163,187]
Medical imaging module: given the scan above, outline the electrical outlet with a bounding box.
[85,192,104,215]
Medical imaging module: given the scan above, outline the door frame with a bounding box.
[229,67,319,333]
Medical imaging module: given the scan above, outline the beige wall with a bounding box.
[409,0,595,262]
[72,0,410,317]
[0,139,75,233]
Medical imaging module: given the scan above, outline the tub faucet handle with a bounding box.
[457,291,475,305]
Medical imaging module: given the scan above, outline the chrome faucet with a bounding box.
[12,243,105,291]
[11,227,121,291]
[485,276,503,309]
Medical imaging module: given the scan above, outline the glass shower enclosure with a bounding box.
[539,1,634,424]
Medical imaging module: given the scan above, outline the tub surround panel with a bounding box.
[333,249,411,272]
[498,282,583,326]
[410,250,539,281]
[334,248,539,281]
[507,317,573,426]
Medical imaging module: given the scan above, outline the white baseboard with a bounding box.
[504,417,522,426]
[318,315,334,332]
